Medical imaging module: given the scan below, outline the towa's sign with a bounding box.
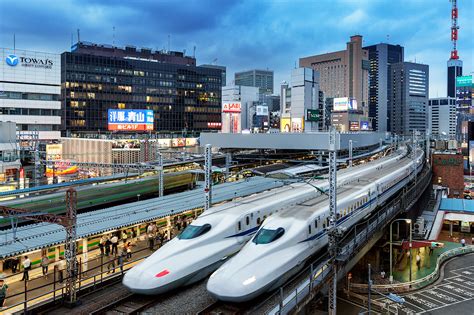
[5,54,54,69]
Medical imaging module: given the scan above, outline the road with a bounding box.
[373,252,474,314]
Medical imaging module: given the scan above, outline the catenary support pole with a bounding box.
[204,144,212,211]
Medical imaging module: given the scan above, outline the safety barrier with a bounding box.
[264,166,432,315]
[349,245,474,294]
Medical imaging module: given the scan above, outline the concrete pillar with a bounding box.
[450,221,453,237]
[55,246,60,262]
[82,238,88,272]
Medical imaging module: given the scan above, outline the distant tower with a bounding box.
[447,0,462,97]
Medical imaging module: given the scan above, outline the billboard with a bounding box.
[360,121,370,131]
[256,105,269,116]
[333,97,357,111]
[46,144,62,161]
[171,138,186,148]
[349,121,360,131]
[222,102,241,113]
[306,109,320,122]
[456,75,473,87]
[280,117,291,133]
[291,118,304,133]
[108,109,154,131]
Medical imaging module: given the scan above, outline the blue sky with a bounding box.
[0,0,472,97]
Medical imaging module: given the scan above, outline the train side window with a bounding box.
[257,218,261,225]
[238,222,241,231]
[323,222,326,229]
[246,216,250,225]
[314,220,317,228]
[308,225,312,234]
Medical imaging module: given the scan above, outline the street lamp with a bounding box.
[389,218,412,283]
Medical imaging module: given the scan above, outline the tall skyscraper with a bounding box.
[363,43,404,132]
[447,59,462,98]
[299,35,369,114]
[234,69,274,94]
[389,62,429,135]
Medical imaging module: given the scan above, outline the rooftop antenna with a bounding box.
[113,26,116,46]
[13,33,15,51]
[70,33,73,48]
[168,34,171,52]
[77,29,81,43]
[386,34,390,43]
[193,45,196,58]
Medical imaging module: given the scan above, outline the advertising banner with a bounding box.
[360,121,370,130]
[280,117,291,133]
[349,121,360,131]
[108,109,154,131]
[306,109,320,122]
[256,105,269,116]
[46,144,62,160]
[222,102,241,113]
[333,97,357,111]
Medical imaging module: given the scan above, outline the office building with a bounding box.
[363,43,404,132]
[222,85,259,131]
[62,42,223,136]
[299,35,369,114]
[330,97,369,132]
[428,97,456,139]
[280,68,324,132]
[200,64,226,86]
[455,75,474,144]
[0,47,61,140]
[447,59,463,98]
[389,62,429,135]
[234,69,274,94]
[0,122,21,188]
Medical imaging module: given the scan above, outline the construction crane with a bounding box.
[0,188,79,306]
[450,0,459,60]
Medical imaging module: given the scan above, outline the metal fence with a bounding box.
[350,245,474,294]
[265,166,432,315]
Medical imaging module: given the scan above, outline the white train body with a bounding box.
[123,149,406,295]
[207,149,424,302]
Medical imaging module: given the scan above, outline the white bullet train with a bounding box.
[122,148,406,295]
[207,148,424,302]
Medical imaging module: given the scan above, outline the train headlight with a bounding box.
[242,275,256,286]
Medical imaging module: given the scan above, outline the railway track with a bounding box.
[89,293,158,315]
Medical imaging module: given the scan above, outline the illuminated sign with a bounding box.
[222,102,241,113]
[46,144,62,161]
[280,117,291,133]
[456,75,473,87]
[6,54,18,66]
[5,54,54,69]
[349,121,360,131]
[306,109,320,122]
[333,97,357,112]
[108,109,154,131]
[207,122,222,129]
[360,121,369,130]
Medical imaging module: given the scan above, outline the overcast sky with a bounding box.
[0,0,472,97]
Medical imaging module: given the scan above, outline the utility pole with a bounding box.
[327,127,339,315]
[348,140,353,168]
[368,263,372,314]
[158,151,164,197]
[204,144,212,211]
[64,188,78,306]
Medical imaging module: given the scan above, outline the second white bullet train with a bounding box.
[123,147,406,295]
[207,147,424,302]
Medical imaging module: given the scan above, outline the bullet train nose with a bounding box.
[207,267,268,302]
[123,261,179,295]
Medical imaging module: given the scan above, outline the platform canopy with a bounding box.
[200,132,387,151]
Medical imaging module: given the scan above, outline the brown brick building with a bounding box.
[432,153,464,198]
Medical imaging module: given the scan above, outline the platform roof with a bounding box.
[200,132,386,151]
[0,177,284,259]
[439,198,474,213]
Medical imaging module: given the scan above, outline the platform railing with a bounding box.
[349,245,474,294]
[264,166,432,315]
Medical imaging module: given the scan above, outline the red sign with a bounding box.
[108,124,154,131]
[207,122,222,129]
[223,102,241,113]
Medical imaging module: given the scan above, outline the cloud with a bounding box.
[0,0,472,98]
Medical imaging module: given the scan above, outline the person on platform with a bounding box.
[125,242,132,260]
[58,257,66,283]
[105,235,111,256]
[118,252,125,274]
[111,234,119,255]
[11,257,18,274]
[0,276,8,308]
[107,257,116,274]
[122,230,128,245]
[99,235,107,256]
[461,238,466,247]
[41,255,49,279]
[21,256,31,281]
[416,254,421,270]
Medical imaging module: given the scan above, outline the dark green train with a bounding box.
[0,171,197,227]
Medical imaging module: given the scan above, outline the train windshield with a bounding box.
[252,227,285,244]
[178,224,211,240]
